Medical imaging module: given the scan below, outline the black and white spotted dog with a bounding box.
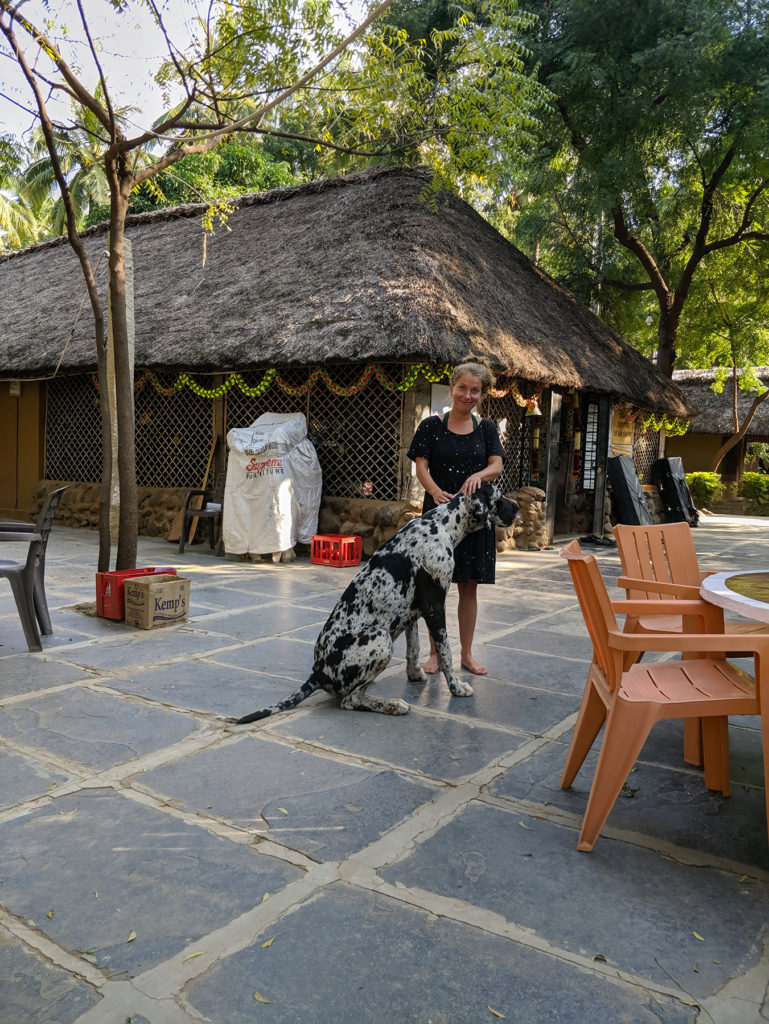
[232,482,517,723]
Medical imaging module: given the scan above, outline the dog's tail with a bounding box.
[232,673,324,725]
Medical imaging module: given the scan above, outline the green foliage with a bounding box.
[685,472,724,509]
[740,471,769,513]
[747,441,769,465]
[84,135,298,225]
[269,0,552,187]
[505,0,769,368]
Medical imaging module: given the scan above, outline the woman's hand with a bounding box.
[430,486,454,504]
[460,472,485,496]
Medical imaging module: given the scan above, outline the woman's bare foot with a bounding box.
[460,655,487,676]
[421,655,439,674]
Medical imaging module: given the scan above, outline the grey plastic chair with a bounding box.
[0,486,68,650]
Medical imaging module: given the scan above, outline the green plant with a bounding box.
[685,472,724,510]
[739,472,769,514]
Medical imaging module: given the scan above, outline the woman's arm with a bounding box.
[460,455,503,496]
[414,456,454,504]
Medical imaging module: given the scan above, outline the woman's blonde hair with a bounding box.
[451,359,496,395]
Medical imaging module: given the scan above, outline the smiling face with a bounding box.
[449,372,484,413]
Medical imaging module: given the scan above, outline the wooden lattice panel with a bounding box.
[481,379,544,493]
[45,376,102,483]
[633,423,660,484]
[308,365,403,500]
[135,374,213,488]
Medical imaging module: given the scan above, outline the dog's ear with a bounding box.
[477,481,493,504]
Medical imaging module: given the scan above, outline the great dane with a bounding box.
[232,482,517,722]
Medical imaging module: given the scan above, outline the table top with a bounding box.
[700,570,769,623]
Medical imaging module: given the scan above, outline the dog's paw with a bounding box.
[384,699,410,715]
[407,668,428,684]
[448,679,474,697]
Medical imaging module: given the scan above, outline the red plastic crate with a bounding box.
[96,567,177,619]
[311,534,362,567]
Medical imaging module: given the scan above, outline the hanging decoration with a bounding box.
[94,363,552,408]
[491,379,543,409]
[530,418,541,477]
[614,400,689,438]
[572,392,582,482]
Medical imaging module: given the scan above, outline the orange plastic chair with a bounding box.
[614,521,769,768]
[559,539,768,852]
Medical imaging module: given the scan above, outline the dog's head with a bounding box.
[466,482,518,532]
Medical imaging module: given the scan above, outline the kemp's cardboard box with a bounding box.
[124,573,190,629]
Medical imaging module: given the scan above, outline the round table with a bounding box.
[700,570,769,624]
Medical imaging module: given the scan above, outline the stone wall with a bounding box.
[28,480,552,554]
[503,486,549,551]
[30,480,188,537]
[318,496,424,557]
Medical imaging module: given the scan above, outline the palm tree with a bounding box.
[0,133,44,249]
[20,116,111,234]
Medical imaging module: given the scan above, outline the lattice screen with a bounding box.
[45,375,102,482]
[481,378,544,493]
[135,374,213,487]
[307,364,403,499]
[45,367,541,498]
[633,423,661,483]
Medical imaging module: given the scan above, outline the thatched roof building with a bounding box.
[0,165,690,417]
[672,368,769,437]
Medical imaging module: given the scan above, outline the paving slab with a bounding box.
[374,673,577,733]
[107,659,309,717]
[486,625,596,660]
[380,801,769,1000]
[490,738,769,869]
[184,882,696,1024]
[0,655,90,698]
[0,933,100,1024]
[271,704,526,780]
[0,750,69,811]
[205,635,316,682]
[462,644,590,694]
[0,788,302,978]
[135,735,439,858]
[0,688,197,772]
[2,517,768,1023]
[48,626,240,670]
[188,603,327,640]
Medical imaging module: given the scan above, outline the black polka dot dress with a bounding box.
[407,415,504,583]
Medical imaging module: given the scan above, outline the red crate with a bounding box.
[96,567,177,619]
[310,534,362,567]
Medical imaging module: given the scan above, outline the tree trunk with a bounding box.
[107,167,138,569]
[655,302,679,378]
[710,391,769,473]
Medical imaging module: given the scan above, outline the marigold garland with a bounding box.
[94,367,690,439]
[614,401,689,437]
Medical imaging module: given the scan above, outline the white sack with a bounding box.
[223,412,322,554]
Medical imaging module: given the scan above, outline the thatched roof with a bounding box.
[673,368,769,437]
[0,165,690,416]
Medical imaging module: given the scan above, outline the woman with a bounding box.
[407,361,504,676]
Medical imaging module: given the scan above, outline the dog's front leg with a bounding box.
[431,627,473,697]
[405,620,427,683]
[416,569,473,698]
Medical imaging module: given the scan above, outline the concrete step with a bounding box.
[709,496,745,514]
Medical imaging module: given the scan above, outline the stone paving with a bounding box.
[1,516,768,1023]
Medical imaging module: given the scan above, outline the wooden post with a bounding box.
[544,388,562,545]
